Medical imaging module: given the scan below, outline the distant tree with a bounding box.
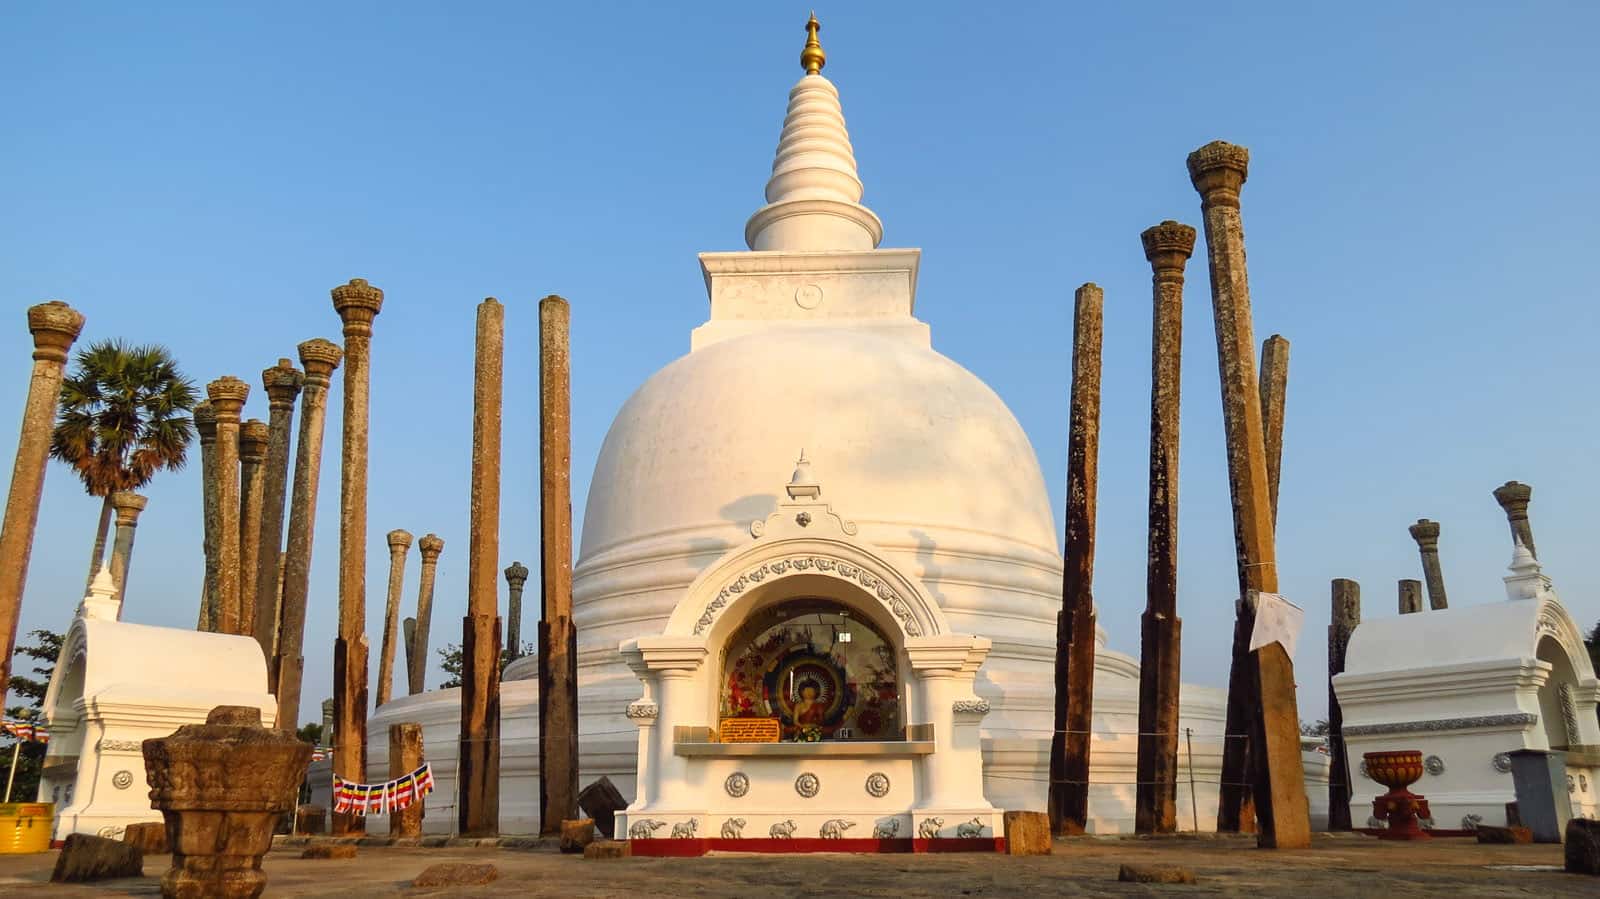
[1300,719,1330,737]
[1587,619,1600,673]
[296,723,323,746]
[2,629,64,801]
[50,340,197,587]
[436,641,532,690]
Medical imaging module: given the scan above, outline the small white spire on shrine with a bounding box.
[787,450,821,500]
[79,562,121,621]
[1503,537,1553,601]
[744,14,884,253]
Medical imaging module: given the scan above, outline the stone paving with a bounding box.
[0,833,1584,897]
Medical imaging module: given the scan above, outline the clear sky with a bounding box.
[3,3,1597,727]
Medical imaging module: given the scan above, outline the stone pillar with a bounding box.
[504,561,528,659]
[331,277,382,836]
[1136,222,1195,835]
[1189,140,1310,848]
[389,723,425,839]
[237,418,269,640]
[1049,282,1102,836]
[320,699,335,747]
[1258,335,1289,526]
[206,377,250,637]
[1398,578,1424,614]
[253,359,304,659]
[1492,481,1537,559]
[107,491,148,610]
[193,401,219,632]
[407,534,444,695]
[0,301,82,682]
[1327,578,1360,831]
[538,295,579,835]
[273,338,341,731]
[376,529,413,707]
[142,706,310,899]
[1407,518,1448,610]
[460,297,503,837]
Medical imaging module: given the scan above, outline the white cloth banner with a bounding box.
[1248,591,1304,658]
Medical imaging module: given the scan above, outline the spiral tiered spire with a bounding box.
[743,14,883,252]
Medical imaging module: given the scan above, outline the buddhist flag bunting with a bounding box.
[1,718,47,744]
[331,762,434,817]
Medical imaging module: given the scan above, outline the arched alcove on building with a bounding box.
[715,586,907,744]
[1535,634,1583,750]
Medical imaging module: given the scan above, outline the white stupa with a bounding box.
[369,17,1326,841]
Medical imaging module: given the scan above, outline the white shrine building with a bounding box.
[369,21,1329,848]
[1335,541,1600,830]
[38,566,278,842]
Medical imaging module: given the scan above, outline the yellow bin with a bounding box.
[0,803,53,853]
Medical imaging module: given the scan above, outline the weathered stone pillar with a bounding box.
[376,529,413,707]
[504,561,528,659]
[1492,481,1537,559]
[389,723,425,839]
[206,377,250,637]
[274,339,341,730]
[1258,335,1289,525]
[407,534,444,696]
[0,302,83,685]
[194,401,219,632]
[331,277,382,836]
[1189,140,1310,848]
[461,297,503,837]
[1136,222,1195,835]
[539,295,579,835]
[1398,578,1424,614]
[320,699,335,747]
[1327,578,1360,831]
[143,705,310,899]
[107,491,148,610]
[1049,282,1102,836]
[253,359,303,659]
[237,418,269,640]
[1407,518,1448,610]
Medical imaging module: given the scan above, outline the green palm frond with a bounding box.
[52,339,198,496]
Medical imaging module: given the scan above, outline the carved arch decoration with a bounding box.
[665,537,950,643]
[1535,598,1597,681]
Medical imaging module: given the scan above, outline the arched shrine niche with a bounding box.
[1535,634,1583,750]
[718,596,903,743]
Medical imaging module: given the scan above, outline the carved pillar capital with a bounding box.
[1140,220,1197,277]
[239,419,270,465]
[262,358,305,409]
[417,533,444,562]
[205,377,250,420]
[110,491,148,527]
[296,338,343,385]
[387,529,414,552]
[331,278,384,336]
[26,300,86,364]
[503,560,529,589]
[1187,140,1250,207]
[1407,518,1440,550]
[193,401,217,445]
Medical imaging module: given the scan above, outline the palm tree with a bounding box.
[50,340,198,589]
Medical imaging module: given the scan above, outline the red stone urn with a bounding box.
[143,705,312,898]
[1364,749,1431,841]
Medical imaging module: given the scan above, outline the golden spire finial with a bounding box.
[800,11,826,75]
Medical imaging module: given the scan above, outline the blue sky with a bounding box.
[2,3,1597,726]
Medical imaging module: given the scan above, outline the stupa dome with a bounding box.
[574,324,1063,648]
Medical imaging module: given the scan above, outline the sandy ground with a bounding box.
[0,833,1590,898]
